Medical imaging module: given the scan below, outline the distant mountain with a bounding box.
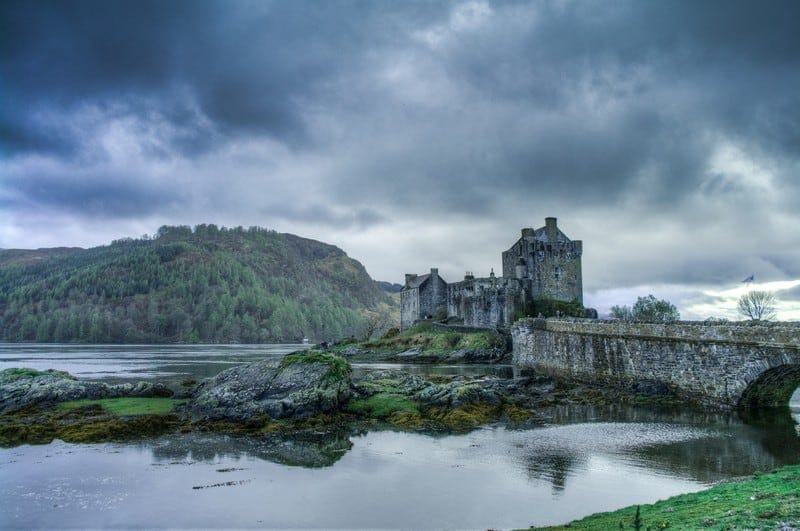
[376,281,403,293]
[0,225,394,343]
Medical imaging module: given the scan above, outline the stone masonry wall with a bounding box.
[400,289,419,330]
[531,242,582,303]
[512,318,800,409]
[447,277,523,328]
[420,274,448,318]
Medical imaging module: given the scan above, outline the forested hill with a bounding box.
[0,225,394,343]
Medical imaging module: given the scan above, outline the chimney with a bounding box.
[521,228,534,238]
[545,217,558,242]
[405,274,417,285]
[430,268,438,277]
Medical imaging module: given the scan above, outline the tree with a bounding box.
[611,295,679,322]
[360,311,390,340]
[610,305,633,320]
[738,290,776,321]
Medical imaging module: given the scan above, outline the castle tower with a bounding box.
[501,217,583,304]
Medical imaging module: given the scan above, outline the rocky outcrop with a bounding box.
[0,368,172,414]
[351,369,539,409]
[189,352,351,422]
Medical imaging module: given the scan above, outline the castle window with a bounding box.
[554,266,561,280]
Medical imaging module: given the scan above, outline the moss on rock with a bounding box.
[280,351,351,383]
[348,392,420,419]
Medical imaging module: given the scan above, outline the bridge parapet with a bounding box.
[512,318,800,409]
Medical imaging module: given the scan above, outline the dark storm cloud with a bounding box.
[1,0,799,289]
[7,172,179,218]
[0,0,447,154]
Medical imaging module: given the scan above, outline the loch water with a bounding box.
[1,344,799,529]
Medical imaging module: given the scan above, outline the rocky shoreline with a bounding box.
[0,350,685,447]
[336,344,509,363]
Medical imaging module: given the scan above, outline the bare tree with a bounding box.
[360,312,390,340]
[737,290,777,321]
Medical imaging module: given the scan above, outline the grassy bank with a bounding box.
[58,397,187,416]
[0,398,185,446]
[536,465,800,530]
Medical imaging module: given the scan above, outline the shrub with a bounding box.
[532,298,585,318]
[381,327,400,339]
[613,295,679,323]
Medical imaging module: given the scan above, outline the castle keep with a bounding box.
[401,217,583,330]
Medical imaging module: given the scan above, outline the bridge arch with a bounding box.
[738,364,800,409]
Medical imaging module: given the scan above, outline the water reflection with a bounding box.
[2,403,799,529]
[146,430,354,468]
[509,403,800,492]
[130,405,800,484]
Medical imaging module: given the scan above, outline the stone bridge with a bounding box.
[511,318,800,409]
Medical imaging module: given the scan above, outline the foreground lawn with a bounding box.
[535,465,800,530]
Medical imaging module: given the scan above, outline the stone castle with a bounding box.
[400,217,583,330]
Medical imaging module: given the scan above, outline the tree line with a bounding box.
[0,225,389,343]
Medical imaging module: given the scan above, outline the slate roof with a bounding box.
[405,273,430,289]
[530,225,570,243]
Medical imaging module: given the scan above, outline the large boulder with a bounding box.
[0,368,172,414]
[190,352,351,422]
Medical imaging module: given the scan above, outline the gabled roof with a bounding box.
[405,273,430,289]
[529,226,570,243]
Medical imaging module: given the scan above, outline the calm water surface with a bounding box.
[1,344,798,529]
[0,343,513,381]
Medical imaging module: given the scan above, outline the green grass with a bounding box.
[58,397,186,416]
[535,465,800,530]
[279,351,351,382]
[348,393,420,419]
[348,325,506,354]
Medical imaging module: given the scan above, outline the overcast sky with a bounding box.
[2,0,799,319]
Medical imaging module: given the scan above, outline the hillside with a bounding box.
[0,225,395,343]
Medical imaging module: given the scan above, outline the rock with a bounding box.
[350,369,428,398]
[189,352,351,422]
[0,368,174,414]
[445,348,507,363]
[109,381,174,398]
[394,348,423,358]
[415,378,504,408]
[338,346,367,357]
[632,379,676,396]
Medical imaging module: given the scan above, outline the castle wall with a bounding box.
[400,288,420,330]
[502,218,583,304]
[447,277,523,328]
[531,241,583,303]
[501,241,522,278]
[419,273,448,319]
[512,318,800,409]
